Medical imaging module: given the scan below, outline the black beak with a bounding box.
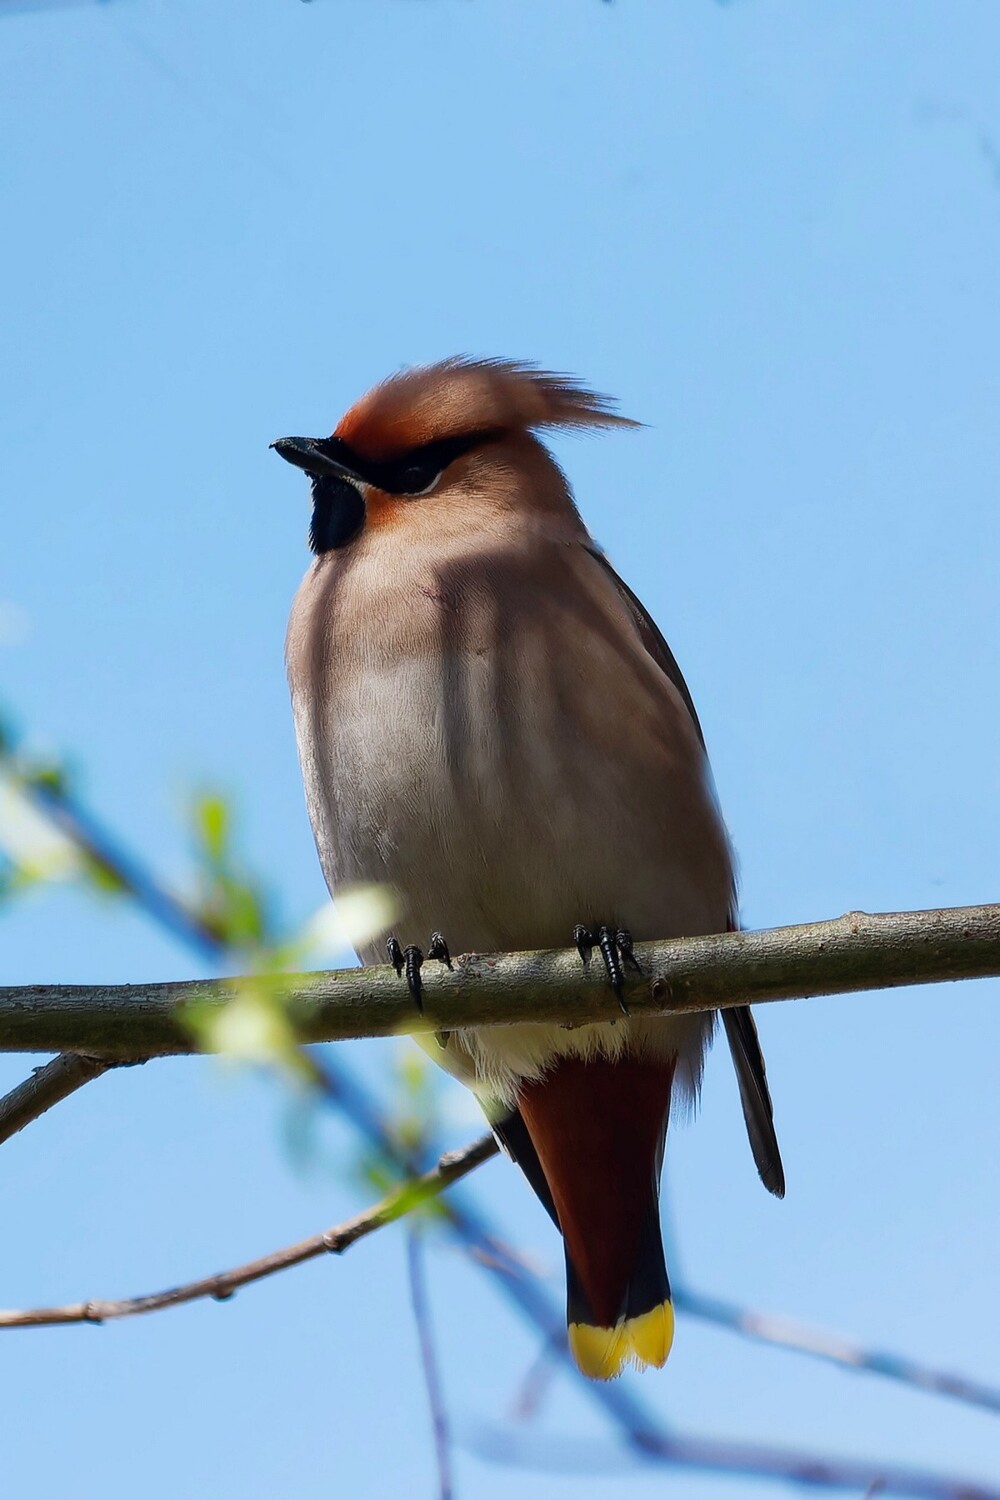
[270,436,360,483]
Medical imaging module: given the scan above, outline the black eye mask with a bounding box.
[273,427,501,554]
[307,429,499,495]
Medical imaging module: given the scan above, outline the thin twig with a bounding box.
[0,1134,498,1329]
[0,1053,119,1145]
[509,1338,562,1423]
[673,1286,1000,1417]
[2,903,999,1058]
[407,1227,454,1500]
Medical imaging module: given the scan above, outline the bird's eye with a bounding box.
[396,463,441,497]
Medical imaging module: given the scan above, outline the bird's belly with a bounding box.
[294,644,729,1105]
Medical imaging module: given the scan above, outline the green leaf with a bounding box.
[194,793,230,865]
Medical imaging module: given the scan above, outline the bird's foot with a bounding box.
[386,932,454,1013]
[427,931,453,971]
[573,924,640,1016]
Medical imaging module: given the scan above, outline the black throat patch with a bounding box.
[309,474,366,554]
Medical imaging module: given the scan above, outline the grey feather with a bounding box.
[588,546,785,1198]
[722,1006,785,1198]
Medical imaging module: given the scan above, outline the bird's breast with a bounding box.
[287,539,732,963]
[289,566,545,942]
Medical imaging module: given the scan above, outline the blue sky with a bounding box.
[2,1,999,1496]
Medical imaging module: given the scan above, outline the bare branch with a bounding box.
[674,1286,1000,1417]
[0,1134,499,1330]
[0,1053,121,1145]
[1,904,998,1059]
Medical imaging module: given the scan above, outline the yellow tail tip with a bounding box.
[568,1320,629,1380]
[625,1300,674,1369]
[569,1301,674,1380]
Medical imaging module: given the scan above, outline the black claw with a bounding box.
[403,945,425,1010]
[597,925,625,999]
[427,932,453,970]
[617,929,641,973]
[574,922,631,1016]
[387,935,425,1011]
[387,935,404,976]
[574,924,595,964]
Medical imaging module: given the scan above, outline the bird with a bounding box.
[275,357,783,1380]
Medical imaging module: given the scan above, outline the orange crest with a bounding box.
[334,357,639,460]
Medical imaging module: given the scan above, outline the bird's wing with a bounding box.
[586,547,708,749]
[720,1004,785,1196]
[585,546,785,1199]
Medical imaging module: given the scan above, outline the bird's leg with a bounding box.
[386,935,426,1011]
[596,925,627,1010]
[427,932,453,971]
[426,933,454,1050]
[386,932,454,1015]
[616,928,641,974]
[574,923,595,965]
[573,923,636,1016]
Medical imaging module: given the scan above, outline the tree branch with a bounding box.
[1,904,998,1058]
[0,1053,120,1145]
[0,1134,499,1329]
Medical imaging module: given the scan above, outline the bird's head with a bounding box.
[272,357,638,555]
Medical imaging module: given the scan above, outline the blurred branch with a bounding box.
[509,1337,562,1423]
[0,1134,498,1329]
[471,1427,1000,1500]
[673,1285,1000,1418]
[407,1226,454,1500]
[2,903,999,1058]
[24,779,225,957]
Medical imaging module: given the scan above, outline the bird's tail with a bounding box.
[565,1192,673,1380]
[497,1053,676,1381]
